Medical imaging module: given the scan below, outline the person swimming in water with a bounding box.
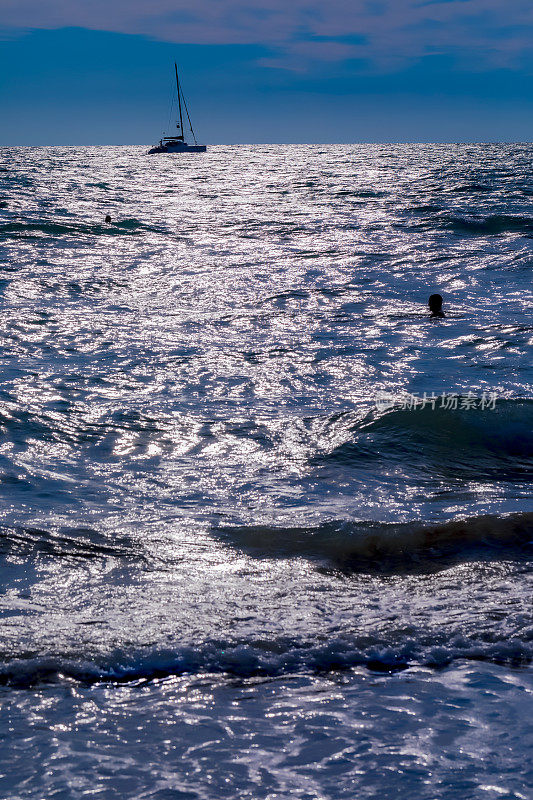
[428,294,445,318]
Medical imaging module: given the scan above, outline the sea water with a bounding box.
[0,144,531,799]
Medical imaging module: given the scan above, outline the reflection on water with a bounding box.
[0,144,531,799]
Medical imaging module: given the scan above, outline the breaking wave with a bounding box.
[217,512,533,571]
[316,399,533,480]
[1,630,531,688]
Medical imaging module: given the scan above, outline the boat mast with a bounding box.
[175,62,184,140]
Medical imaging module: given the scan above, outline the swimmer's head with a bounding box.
[428,294,443,313]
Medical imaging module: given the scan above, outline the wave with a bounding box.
[0,404,164,452]
[0,525,141,561]
[316,399,533,480]
[217,512,533,572]
[443,214,533,235]
[0,218,159,239]
[1,629,531,688]
[39,275,130,295]
[450,183,493,193]
[335,189,387,198]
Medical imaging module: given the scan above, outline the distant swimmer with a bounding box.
[428,294,445,318]
[105,215,112,223]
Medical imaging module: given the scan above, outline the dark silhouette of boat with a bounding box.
[149,64,206,154]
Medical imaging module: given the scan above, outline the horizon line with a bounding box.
[1,141,532,147]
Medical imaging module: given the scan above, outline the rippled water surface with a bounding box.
[0,144,532,799]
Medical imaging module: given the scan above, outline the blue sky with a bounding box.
[1,0,532,143]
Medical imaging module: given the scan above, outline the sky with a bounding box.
[0,0,532,144]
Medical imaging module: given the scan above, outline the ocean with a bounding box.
[0,143,531,799]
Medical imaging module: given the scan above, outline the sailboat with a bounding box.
[148,63,206,154]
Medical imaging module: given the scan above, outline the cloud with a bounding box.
[1,0,532,70]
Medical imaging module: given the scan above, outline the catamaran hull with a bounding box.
[148,144,207,154]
